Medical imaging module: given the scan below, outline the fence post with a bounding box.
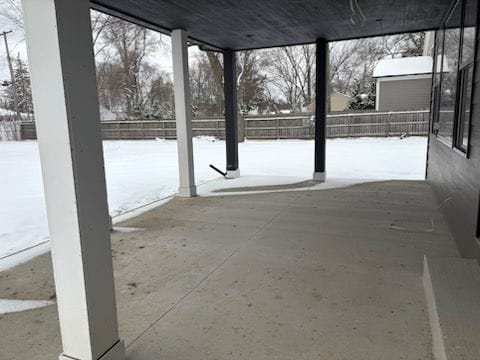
[239,114,245,141]
[216,119,220,138]
[386,112,391,137]
[162,121,166,139]
[347,114,351,137]
[276,117,280,139]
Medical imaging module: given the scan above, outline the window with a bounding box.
[456,64,473,151]
[454,0,477,152]
[477,191,480,241]
[431,30,444,134]
[438,2,462,145]
[462,0,477,64]
[431,0,478,154]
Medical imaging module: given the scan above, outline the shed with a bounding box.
[373,56,433,111]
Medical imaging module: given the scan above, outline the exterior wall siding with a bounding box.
[427,12,480,258]
[378,77,432,111]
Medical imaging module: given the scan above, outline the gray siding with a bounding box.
[427,13,480,259]
[377,77,432,111]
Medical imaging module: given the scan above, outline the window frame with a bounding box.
[455,62,474,153]
[453,0,478,155]
[439,1,462,147]
[431,29,445,135]
[432,0,479,155]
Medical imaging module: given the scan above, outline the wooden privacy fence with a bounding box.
[19,110,429,140]
[325,110,429,138]
[244,110,429,139]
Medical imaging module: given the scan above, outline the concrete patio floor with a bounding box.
[0,180,458,360]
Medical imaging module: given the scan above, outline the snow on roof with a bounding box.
[373,56,433,78]
[435,55,449,73]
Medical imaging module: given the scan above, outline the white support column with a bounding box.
[22,1,124,359]
[172,29,197,197]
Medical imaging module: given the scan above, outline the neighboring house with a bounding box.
[373,56,433,111]
[330,92,352,112]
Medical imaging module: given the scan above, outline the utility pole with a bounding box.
[1,30,20,121]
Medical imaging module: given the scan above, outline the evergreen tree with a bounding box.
[4,56,34,115]
[349,77,376,110]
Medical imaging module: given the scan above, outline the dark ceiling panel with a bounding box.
[91,0,453,50]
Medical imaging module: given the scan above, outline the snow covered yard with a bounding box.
[0,137,427,261]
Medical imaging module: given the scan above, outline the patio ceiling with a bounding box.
[91,0,452,50]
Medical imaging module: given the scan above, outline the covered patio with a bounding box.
[7,0,468,359]
[0,181,457,359]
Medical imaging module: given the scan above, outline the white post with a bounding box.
[171,29,197,197]
[22,0,124,359]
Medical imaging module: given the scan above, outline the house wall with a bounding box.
[377,76,432,111]
[330,93,351,112]
[427,16,480,259]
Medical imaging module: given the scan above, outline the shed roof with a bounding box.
[373,56,434,78]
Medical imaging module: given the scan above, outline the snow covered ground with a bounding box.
[0,137,427,262]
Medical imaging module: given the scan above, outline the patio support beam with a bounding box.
[224,49,240,178]
[313,37,328,182]
[172,29,197,197]
[22,0,125,359]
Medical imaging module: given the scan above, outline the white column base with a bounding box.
[226,169,240,179]
[59,340,125,360]
[313,171,326,183]
[178,185,197,198]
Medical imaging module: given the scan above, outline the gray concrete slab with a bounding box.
[0,181,458,359]
[423,256,480,360]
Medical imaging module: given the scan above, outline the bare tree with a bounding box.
[329,40,364,94]
[190,51,224,117]
[264,45,315,112]
[382,33,425,58]
[98,20,159,117]
[0,2,123,58]
[236,50,268,113]
[0,0,23,30]
[90,11,118,57]
[190,49,269,117]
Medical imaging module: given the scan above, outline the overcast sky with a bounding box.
[0,10,182,82]
[0,28,26,80]
[0,31,178,77]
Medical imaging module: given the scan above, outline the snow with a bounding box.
[0,137,427,269]
[0,107,31,118]
[0,299,55,315]
[0,108,15,116]
[373,56,433,78]
[435,55,450,73]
